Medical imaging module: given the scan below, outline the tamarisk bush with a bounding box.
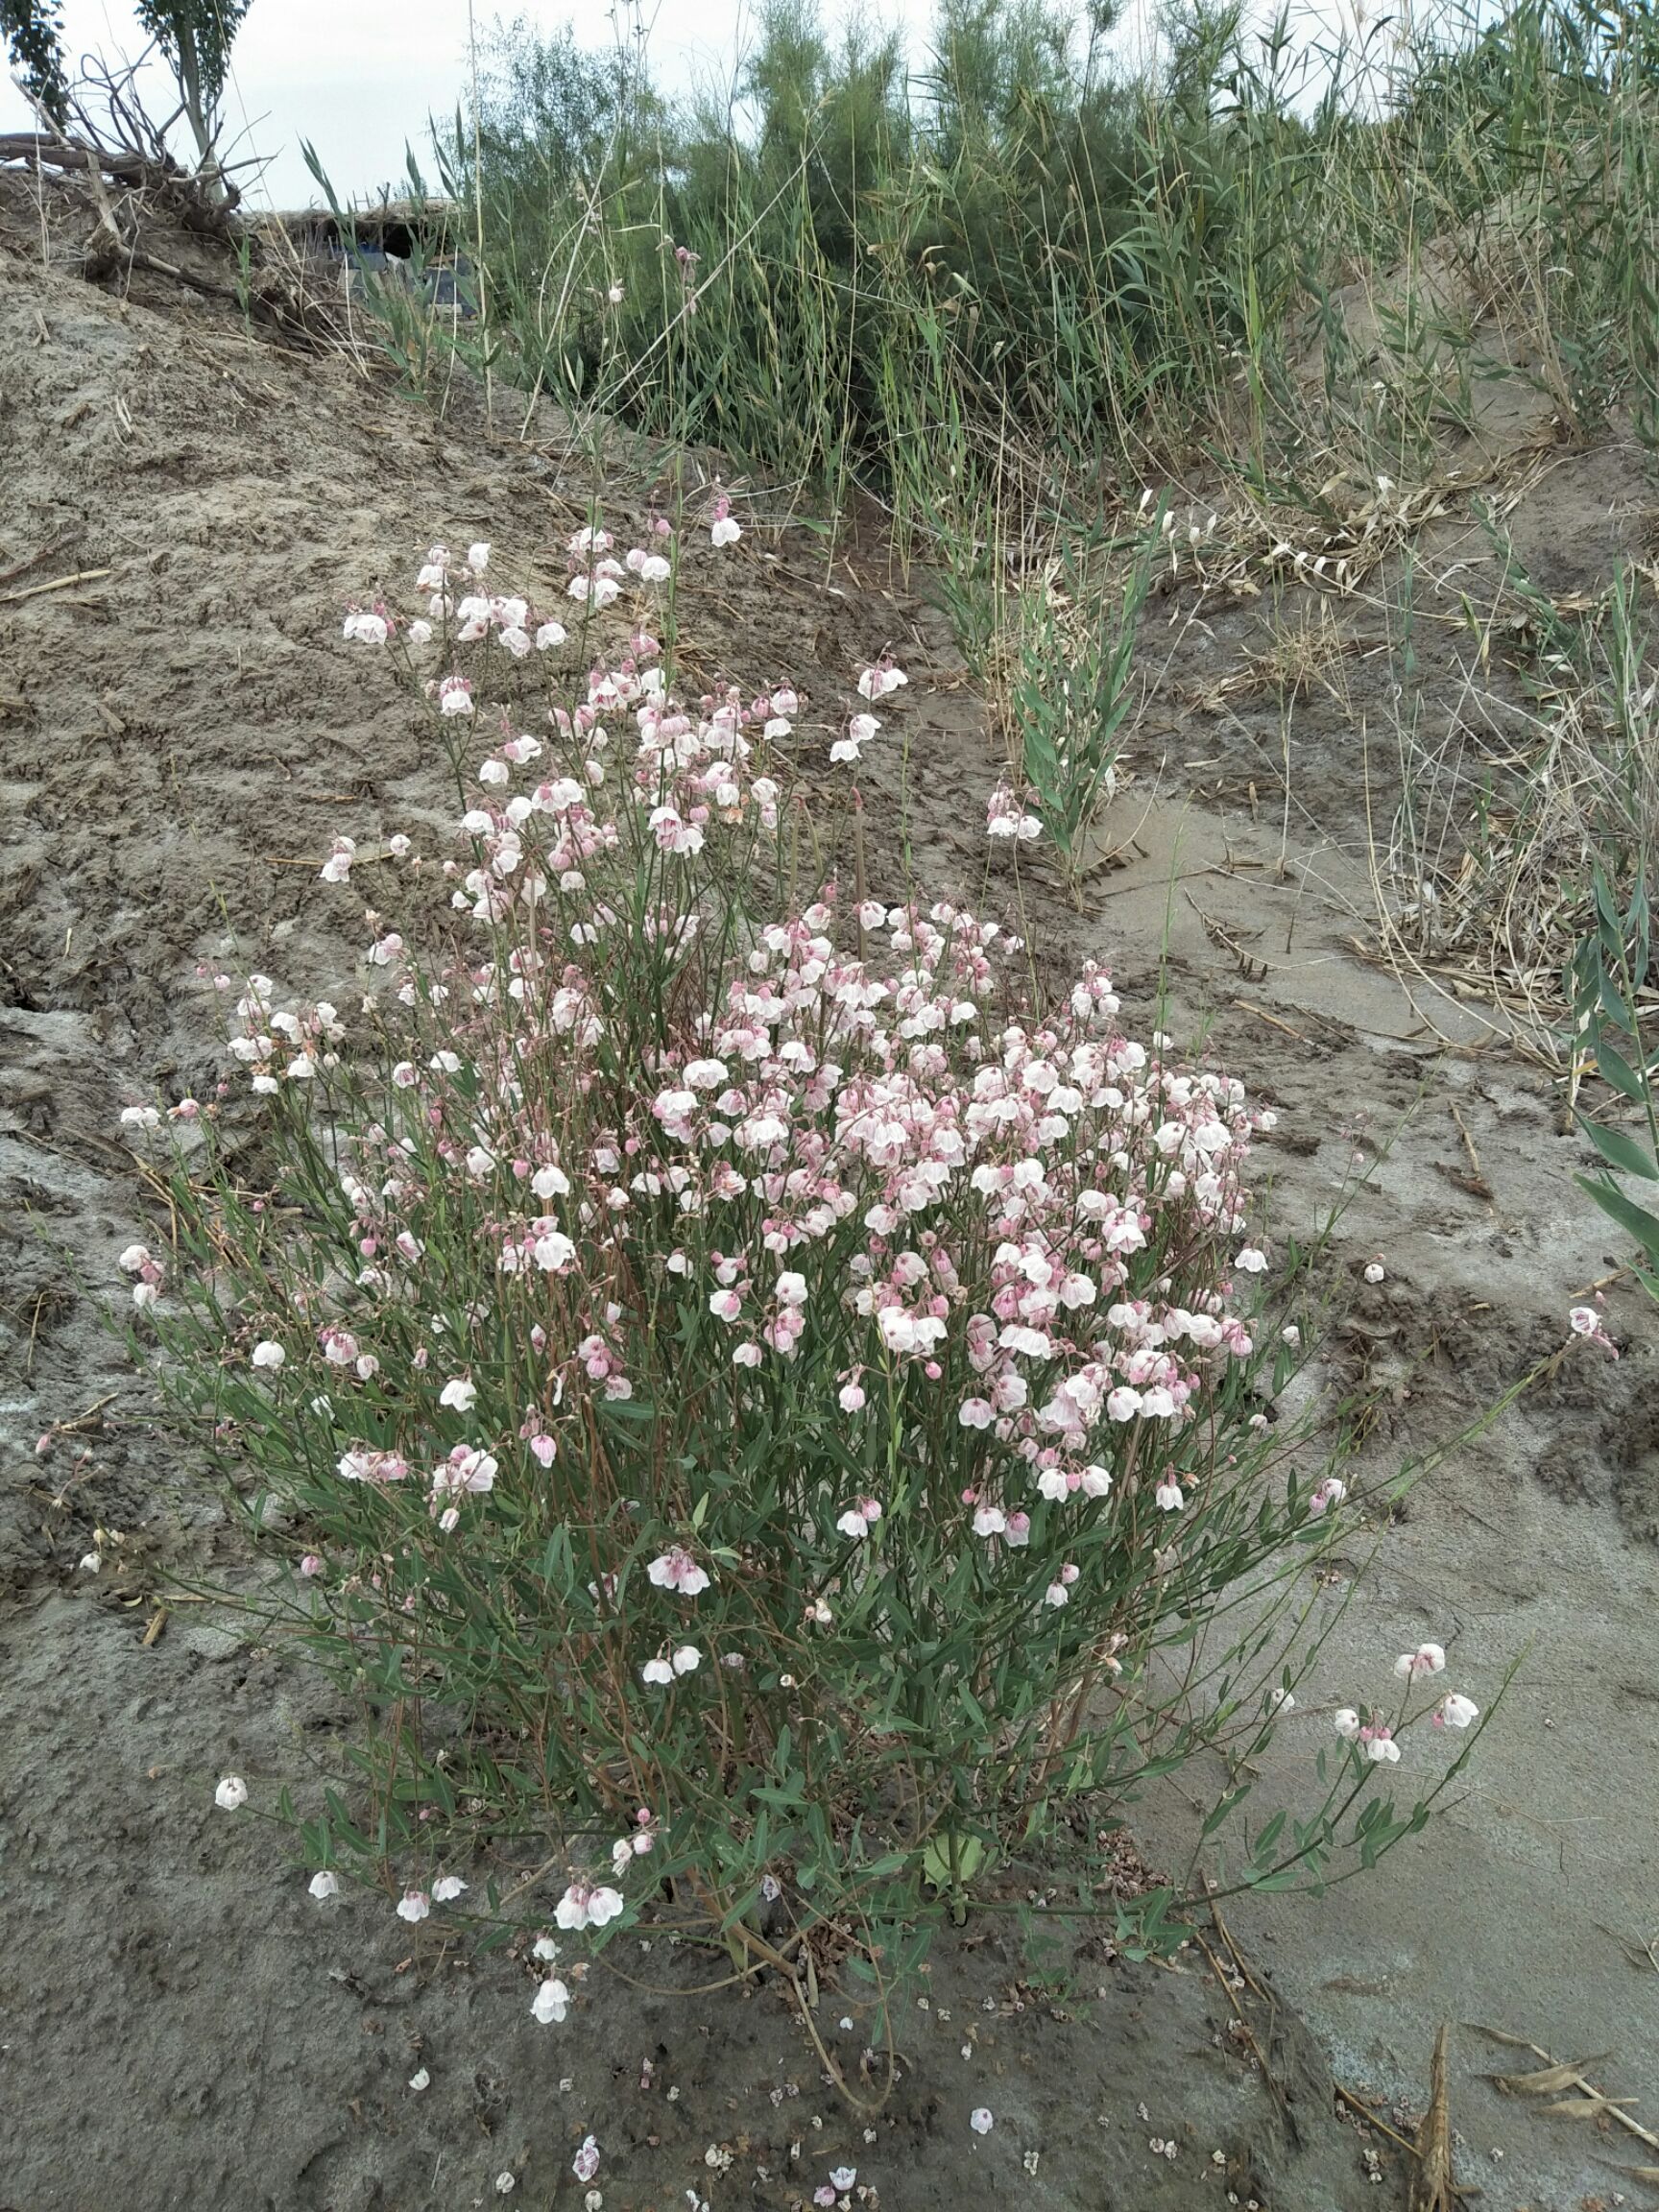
[122,527,1484,2058]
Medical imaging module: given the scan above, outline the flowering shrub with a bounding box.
[124,527,1487,2062]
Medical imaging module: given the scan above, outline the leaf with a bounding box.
[1581,1118,1659,1181]
[1492,2059,1610,2095]
[923,1833,986,1889]
[1468,2024,1550,2055]
[1601,1039,1654,1101]
[1575,1172,1659,1262]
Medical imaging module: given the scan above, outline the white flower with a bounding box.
[1394,1642,1446,1679]
[1235,1246,1267,1273]
[397,1888,431,1922]
[214,1776,249,1812]
[641,1657,674,1686]
[1366,1733,1402,1764]
[836,1499,882,1539]
[671,1645,701,1676]
[970,2107,994,2134]
[1268,1687,1296,1714]
[532,1977,570,2024]
[468,541,491,573]
[648,1548,711,1597]
[830,2168,856,2191]
[79,1549,101,1573]
[431,1874,468,1902]
[495,2176,516,2197]
[572,2136,600,2184]
[439,1377,476,1411]
[251,1339,286,1370]
[555,1882,625,1932]
[1363,1260,1385,1285]
[1435,1692,1479,1730]
[408,2067,430,2091]
[117,1242,152,1273]
[308,1870,341,1901]
[319,835,356,884]
[711,517,742,547]
[1333,1709,1361,1740]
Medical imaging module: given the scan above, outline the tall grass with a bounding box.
[394,0,1659,541]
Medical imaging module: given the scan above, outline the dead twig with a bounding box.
[1232,998,1308,1043]
[0,567,112,606]
[1334,2081,1418,2155]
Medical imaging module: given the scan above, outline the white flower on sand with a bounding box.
[214,1776,248,1812]
[531,1977,570,2024]
[555,1882,624,1933]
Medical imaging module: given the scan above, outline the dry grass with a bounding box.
[1368,561,1659,1060]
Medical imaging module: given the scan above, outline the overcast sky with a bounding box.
[2,0,1023,208]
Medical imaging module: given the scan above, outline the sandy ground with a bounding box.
[3,180,1657,2212]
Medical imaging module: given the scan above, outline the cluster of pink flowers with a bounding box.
[222,974,346,1094]
[117,1240,165,1310]
[280,747,1273,1579]
[986,781,1042,842]
[1331,1637,1479,1762]
[160,550,1288,1693]
[339,529,676,670]
[153,527,1333,2028]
